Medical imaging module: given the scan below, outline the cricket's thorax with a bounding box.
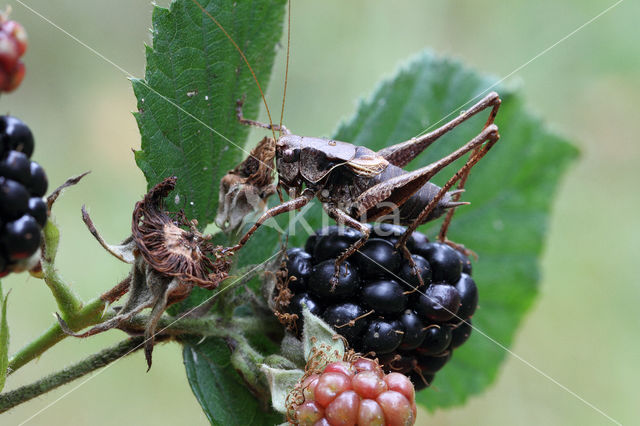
[276,135,389,188]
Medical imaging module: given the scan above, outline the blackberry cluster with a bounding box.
[0,115,47,277]
[0,16,27,92]
[281,224,477,390]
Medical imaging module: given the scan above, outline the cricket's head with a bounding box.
[275,134,302,188]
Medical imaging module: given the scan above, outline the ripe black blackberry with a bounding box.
[0,116,47,277]
[277,225,479,391]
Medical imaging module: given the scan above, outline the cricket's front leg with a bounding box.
[225,189,314,253]
[324,206,371,283]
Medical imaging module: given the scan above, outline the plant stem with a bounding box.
[0,337,149,413]
[41,221,83,320]
[121,311,279,338]
[8,307,276,374]
[7,297,108,374]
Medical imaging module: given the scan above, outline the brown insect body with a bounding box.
[198,0,502,275]
[232,89,502,276]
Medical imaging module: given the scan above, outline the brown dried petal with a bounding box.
[132,176,231,289]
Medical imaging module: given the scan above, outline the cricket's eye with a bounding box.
[282,148,299,163]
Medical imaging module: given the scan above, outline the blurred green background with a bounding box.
[1,0,638,424]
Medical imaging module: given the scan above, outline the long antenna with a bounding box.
[190,0,277,141]
[278,0,291,137]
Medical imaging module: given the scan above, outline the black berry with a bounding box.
[286,249,312,293]
[450,320,472,349]
[313,228,362,263]
[289,292,322,319]
[414,284,461,322]
[355,238,401,278]
[322,303,368,343]
[0,176,29,220]
[27,161,48,197]
[0,150,30,183]
[361,318,404,355]
[27,197,47,227]
[417,324,452,356]
[1,116,34,158]
[398,310,426,351]
[280,224,482,387]
[397,254,432,290]
[308,259,360,300]
[454,249,472,275]
[361,279,407,315]
[1,214,41,260]
[370,223,405,245]
[414,242,462,284]
[454,273,478,319]
[417,351,452,374]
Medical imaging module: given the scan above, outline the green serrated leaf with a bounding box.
[133,0,286,227]
[245,51,578,409]
[183,338,283,426]
[0,282,9,392]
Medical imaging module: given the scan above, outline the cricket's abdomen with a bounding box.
[366,164,453,225]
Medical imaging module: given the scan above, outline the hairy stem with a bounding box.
[8,307,277,374]
[0,337,150,413]
[41,221,83,320]
[8,297,109,373]
[121,311,280,338]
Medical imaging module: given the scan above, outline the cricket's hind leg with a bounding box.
[377,92,501,168]
[438,95,502,251]
[396,125,500,256]
[324,206,371,285]
[236,96,290,135]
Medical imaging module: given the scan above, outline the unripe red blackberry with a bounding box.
[0,16,27,93]
[0,31,18,71]
[291,358,416,426]
[2,20,27,56]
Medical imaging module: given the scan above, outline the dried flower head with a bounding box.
[132,176,231,290]
[59,176,233,369]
